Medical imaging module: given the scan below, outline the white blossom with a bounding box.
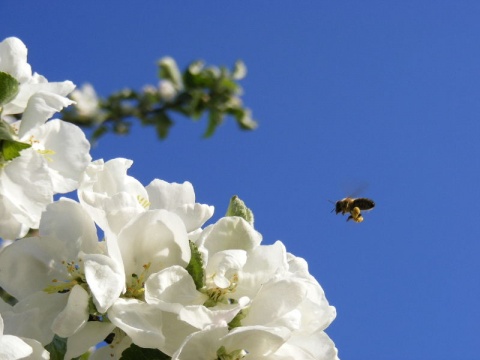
[0,314,49,360]
[70,83,100,118]
[78,158,213,235]
[0,199,123,348]
[0,37,91,240]
[0,37,75,117]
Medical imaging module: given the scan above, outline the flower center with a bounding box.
[43,259,86,294]
[203,273,239,307]
[124,262,151,299]
[216,346,247,360]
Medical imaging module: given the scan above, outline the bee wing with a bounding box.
[342,182,369,198]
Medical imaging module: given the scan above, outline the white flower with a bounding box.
[0,314,49,360]
[0,118,91,239]
[0,199,123,348]
[0,37,91,240]
[78,158,213,235]
[0,37,74,117]
[70,83,101,118]
[171,326,290,360]
[194,218,339,358]
[158,80,177,101]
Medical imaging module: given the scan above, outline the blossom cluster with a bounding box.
[0,37,339,359]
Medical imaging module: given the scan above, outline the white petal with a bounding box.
[18,92,74,137]
[197,216,262,256]
[0,37,31,83]
[108,298,165,349]
[172,203,214,233]
[83,253,124,313]
[3,291,67,345]
[0,335,32,359]
[26,120,91,193]
[283,329,339,360]
[65,321,115,360]
[51,285,89,338]
[0,149,52,234]
[118,210,190,277]
[145,266,206,308]
[39,198,101,256]
[146,179,194,210]
[242,279,306,328]
[147,180,214,232]
[0,236,63,298]
[222,326,290,356]
[0,196,29,239]
[205,250,247,288]
[171,327,227,360]
[78,158,147,233]
[178,302,246,330]
[18,337,50,360]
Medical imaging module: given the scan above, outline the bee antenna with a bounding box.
[328,199,336,212]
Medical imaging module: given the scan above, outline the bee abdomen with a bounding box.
[351,198,375,211]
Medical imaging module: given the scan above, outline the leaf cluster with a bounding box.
[61,59,257,140]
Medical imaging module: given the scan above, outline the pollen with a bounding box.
[204,273,239,307]
[137,195,150,209]
[43,259,86,294]
[125,262,151,299]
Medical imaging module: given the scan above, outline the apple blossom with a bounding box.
[0,37,74,117]
[0,314,49,360]
[78,158,213,235]
[70,83,100,118]
[0,199,123,349]
[0,37,91,240]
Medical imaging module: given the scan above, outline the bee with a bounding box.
[334,197,375,223]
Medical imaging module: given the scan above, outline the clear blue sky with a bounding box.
[3,1,480,359]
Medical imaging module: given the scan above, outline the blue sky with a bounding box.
[3,1,480,359]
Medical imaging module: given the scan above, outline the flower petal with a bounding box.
[26,119,91,193]
[19,92,74,137]
[65,321,115,360]
[51,285,89,338]
[83,253,124,313]
[108,298,166,349]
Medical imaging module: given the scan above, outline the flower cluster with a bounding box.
[0,37,339,360]
[0,37,91,241]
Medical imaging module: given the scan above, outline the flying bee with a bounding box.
[333,197,375,223]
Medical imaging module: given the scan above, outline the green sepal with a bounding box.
[120,344,170,360]
[1,140,31,161]
[0,119,16,141]
[0,71,19,106]
[44,335,68,360]
[186,240,205,290]
[227,308,248,329]
[225,195,254,227]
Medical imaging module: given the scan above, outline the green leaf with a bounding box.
[226,195,254,227]
[0,71,19,106]
[45,335,68,360]
[186,240,205,290]
[203,110,223,138]
[120,344,170,360]
[1,140,31,161]
[153,112,173,139]
[0,120,16,141]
